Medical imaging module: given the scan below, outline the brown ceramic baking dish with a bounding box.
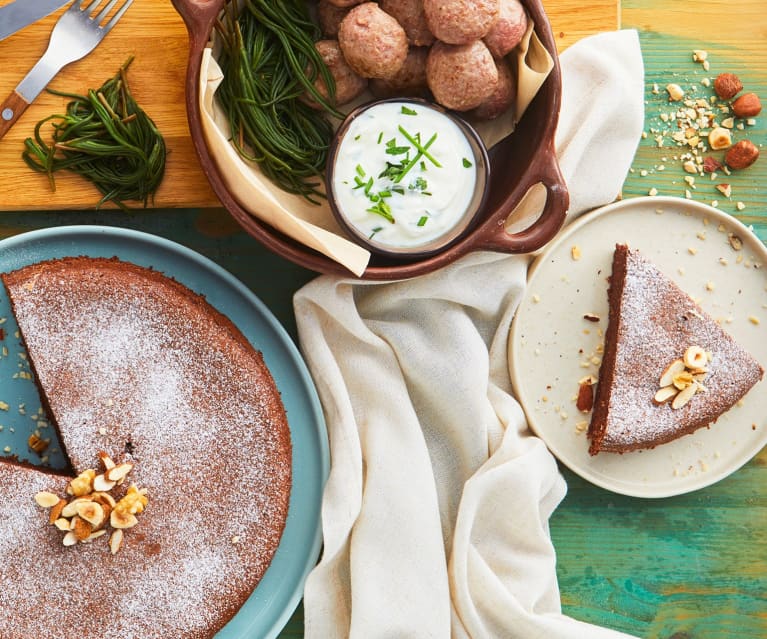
[171,0,569,280]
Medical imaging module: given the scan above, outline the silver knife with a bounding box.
[0,0,71,42]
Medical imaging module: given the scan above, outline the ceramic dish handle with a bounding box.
[171,0,224,49]
[479,145,568,254]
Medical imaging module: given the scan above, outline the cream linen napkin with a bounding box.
[294,30,644,639]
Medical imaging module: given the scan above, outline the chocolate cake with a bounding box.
[588,244,763,455]
[0,257,292,638]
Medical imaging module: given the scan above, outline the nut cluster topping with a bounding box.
[34,452,148,554]
[654,345,711,409]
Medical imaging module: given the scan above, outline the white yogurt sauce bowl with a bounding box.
[326,98,490,258]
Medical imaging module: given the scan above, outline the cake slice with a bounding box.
[588,244,763,455]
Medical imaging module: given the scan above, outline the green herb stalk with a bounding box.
[22,57,166,210]
[215,0,341,204]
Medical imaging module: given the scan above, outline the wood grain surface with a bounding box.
[0,1,763,638]
[0,0,220,210]
[0,0,617,212]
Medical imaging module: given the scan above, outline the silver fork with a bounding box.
[0,0,134,139]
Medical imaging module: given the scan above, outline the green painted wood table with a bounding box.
[0,0,764,637]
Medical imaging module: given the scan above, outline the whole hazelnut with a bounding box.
[731,93,762,118]
[713,73,743,100]
[725,139,759,170]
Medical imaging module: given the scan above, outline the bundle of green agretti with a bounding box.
[215,0,342,204]
[22,57,166,210]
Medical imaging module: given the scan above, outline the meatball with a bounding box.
[423,0,499,45]
[471,57,516,120]
[317,0,350,38]
[370,47,430,98]
[483,0,528,58]
[379,0,434,47]
[325,0,365,7]
[306,40,368,108]
[426,40,498,111]
[338,3,409,79]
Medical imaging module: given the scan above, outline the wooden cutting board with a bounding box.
[0,0,618,211]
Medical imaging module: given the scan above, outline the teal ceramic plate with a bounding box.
[0,226,328,638]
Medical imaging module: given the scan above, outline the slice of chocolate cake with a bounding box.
[588,244,763,455]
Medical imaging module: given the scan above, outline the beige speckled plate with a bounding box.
[509,196,767,497]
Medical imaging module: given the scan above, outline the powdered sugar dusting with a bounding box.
[595,247,763,452]
[0,258,292,638]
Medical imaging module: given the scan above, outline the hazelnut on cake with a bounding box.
[588,244,763,455]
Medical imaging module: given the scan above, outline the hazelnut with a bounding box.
[671,382,698,409]
[110,509,139,529]
[654,386,678,404]
[659,359,685,388]
[93,473,116,492]
[666,83,685,101]
[725,139,760,170]
[576,381,594,412]
[76,501,106,528]
[731,93,762,118]
[702,156,722,173]
[708,127,732,150]
[683,345,708,370]
[34,491,60,508]
[105,462,133,483]
[713,73,743,99]
[109,529,124,555]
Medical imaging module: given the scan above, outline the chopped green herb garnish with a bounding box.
[417,215,428,227]
[379,161,407,180]
[401,105,418,116]
[393,132,438,184]
[354,134,361,141]
[420,161,427,172]
[386,145,410,156]
[367,200,395,223]
[462,157,473,168]
[410,176,429,192]
[398,126,441,168]
[392,186,405,195]
[377,131,383,144]
[356,164,366,178]
[369,226,383,239]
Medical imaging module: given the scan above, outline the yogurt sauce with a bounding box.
[331,101,478,249]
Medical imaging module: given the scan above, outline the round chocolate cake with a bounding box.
[0,257,292,638]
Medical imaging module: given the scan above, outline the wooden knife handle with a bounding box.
[0,91,30,140]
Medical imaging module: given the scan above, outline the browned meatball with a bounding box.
[338,3,409,79]
[370,47,430,98]
[483,0,528,58]
[423,0,499,45]
[317,0,351,38]
[471,57,516,119]
[306,40,368,108]
[326,0,365,7]
[379,0,435,47]
[426,40,498,111]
